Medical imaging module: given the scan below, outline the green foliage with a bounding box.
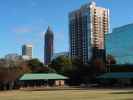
[106,54,117,65]
[92,58,106,72]
[0,58,54,86]
[70,57,92,84]
[49,55,72,74]
[49,56,92,84]
[90,58,106,79]
[27,59,44,71]
[26,58,56,73]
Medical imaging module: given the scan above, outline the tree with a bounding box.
[26,59,44,72]
[0,58,31,90]
[92,58,106,74]
[49,55,72,75]
[106,54,117,65]
[68,57,96,84]
[26,58,56,73]
[50,56,92,85]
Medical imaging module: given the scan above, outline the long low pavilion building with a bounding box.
[98,72,133,86]
[19,73,68,87]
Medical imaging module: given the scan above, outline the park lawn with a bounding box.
[0,89,133,100]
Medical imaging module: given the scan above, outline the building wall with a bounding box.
[55,80,65,86]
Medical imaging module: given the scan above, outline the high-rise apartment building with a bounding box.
[22,44,33,60]
[44,26,54,64]
[69,1,109,64]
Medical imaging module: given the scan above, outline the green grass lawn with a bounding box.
[0,89,133,100]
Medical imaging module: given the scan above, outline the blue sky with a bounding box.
[0,0,133,61]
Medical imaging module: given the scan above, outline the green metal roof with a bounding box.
[98,72,133,79]
[20,73,68,81]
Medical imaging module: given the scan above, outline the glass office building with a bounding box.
[106,23,133,64]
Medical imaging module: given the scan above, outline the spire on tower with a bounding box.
[46,26,53,35]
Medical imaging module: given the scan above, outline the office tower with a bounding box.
[22,44,33,60]
[106,23,133,64]
[44,26,54,64]
[69,1,109,64]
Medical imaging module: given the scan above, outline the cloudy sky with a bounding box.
[0,0,133,62]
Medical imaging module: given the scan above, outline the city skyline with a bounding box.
[0,0,133,61]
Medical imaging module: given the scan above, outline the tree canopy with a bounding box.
[106,54,117,65]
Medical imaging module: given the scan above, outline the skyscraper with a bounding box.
[69,1,109,64]
[22,44,33,60]
[44,26,54,64]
